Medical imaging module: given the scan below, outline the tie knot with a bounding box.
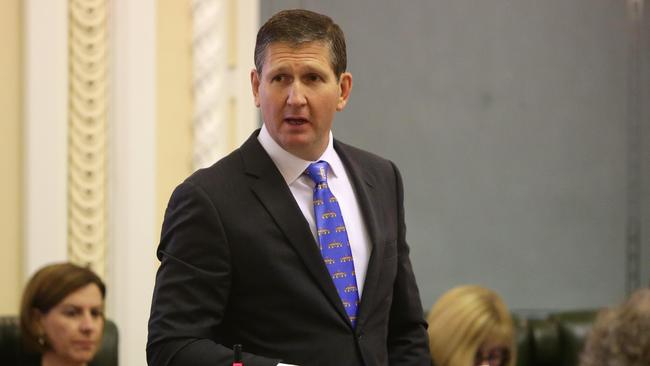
[305,161,330,185]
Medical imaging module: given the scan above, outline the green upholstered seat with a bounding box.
[550,310,597,366]
[513,309,598,366]
[0,315,118,366]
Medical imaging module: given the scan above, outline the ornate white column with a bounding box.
[109,1,156,365]
[68,0,108,278]
[25,0,110,280]
[191,0,259,170]
[24,0,69,277]
[192,0,229,169]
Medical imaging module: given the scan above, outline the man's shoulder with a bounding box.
[184,131,265,189]
[183,147,247,191]
[334,139,395,170]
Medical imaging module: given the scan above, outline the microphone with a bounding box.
[233,344,243,366]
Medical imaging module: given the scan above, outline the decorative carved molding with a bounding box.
[68,0,108,278]
[192,0,230,170]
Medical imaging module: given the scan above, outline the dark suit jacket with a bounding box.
[147,130,431,366]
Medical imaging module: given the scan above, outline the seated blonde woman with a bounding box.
[580,287,650,366]
[427,285,515,366]
[19,262,106,366]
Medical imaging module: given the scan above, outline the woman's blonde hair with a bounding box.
[426,285,516,366]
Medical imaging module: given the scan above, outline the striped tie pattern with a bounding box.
[305,161,359,327]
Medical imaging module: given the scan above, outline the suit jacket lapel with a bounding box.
[333,140,384,326]
[239,133,351,324]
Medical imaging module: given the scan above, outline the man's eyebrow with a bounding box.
[266,65,289,74]
[302,65,328,74]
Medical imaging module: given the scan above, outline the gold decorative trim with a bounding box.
[68,0,108,278]
[227,0,237,68]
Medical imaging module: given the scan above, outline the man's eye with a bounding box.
[272,75,286,82]
[306,74,322,82]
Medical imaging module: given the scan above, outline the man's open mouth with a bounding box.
[285,118,308,125]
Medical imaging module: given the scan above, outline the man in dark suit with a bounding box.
[147,9,432,366]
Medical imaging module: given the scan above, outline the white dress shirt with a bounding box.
[257,124,371,298]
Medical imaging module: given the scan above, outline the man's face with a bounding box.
[251,41,352,161]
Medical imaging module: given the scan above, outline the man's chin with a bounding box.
[282,141,324,161]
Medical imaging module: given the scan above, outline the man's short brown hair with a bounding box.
[254,9,347,78]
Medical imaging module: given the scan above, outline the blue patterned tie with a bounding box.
[305,161,359,327]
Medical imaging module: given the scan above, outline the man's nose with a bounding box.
[286,82,307,106]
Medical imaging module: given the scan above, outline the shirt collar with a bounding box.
[258,124,343,185]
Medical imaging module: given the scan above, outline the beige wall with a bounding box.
[0,0,195,313]
[156,0,194,235]
[0,0,196,314]
[0,0,23,315]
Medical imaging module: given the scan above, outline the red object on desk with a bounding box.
[233,344,243,366]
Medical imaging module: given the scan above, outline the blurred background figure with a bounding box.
[19,262,106,366]
[580,287,650,366]
[427,285,516,366]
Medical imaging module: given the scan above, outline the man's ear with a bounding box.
[250,69,261,108]
[336,72,352,111]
